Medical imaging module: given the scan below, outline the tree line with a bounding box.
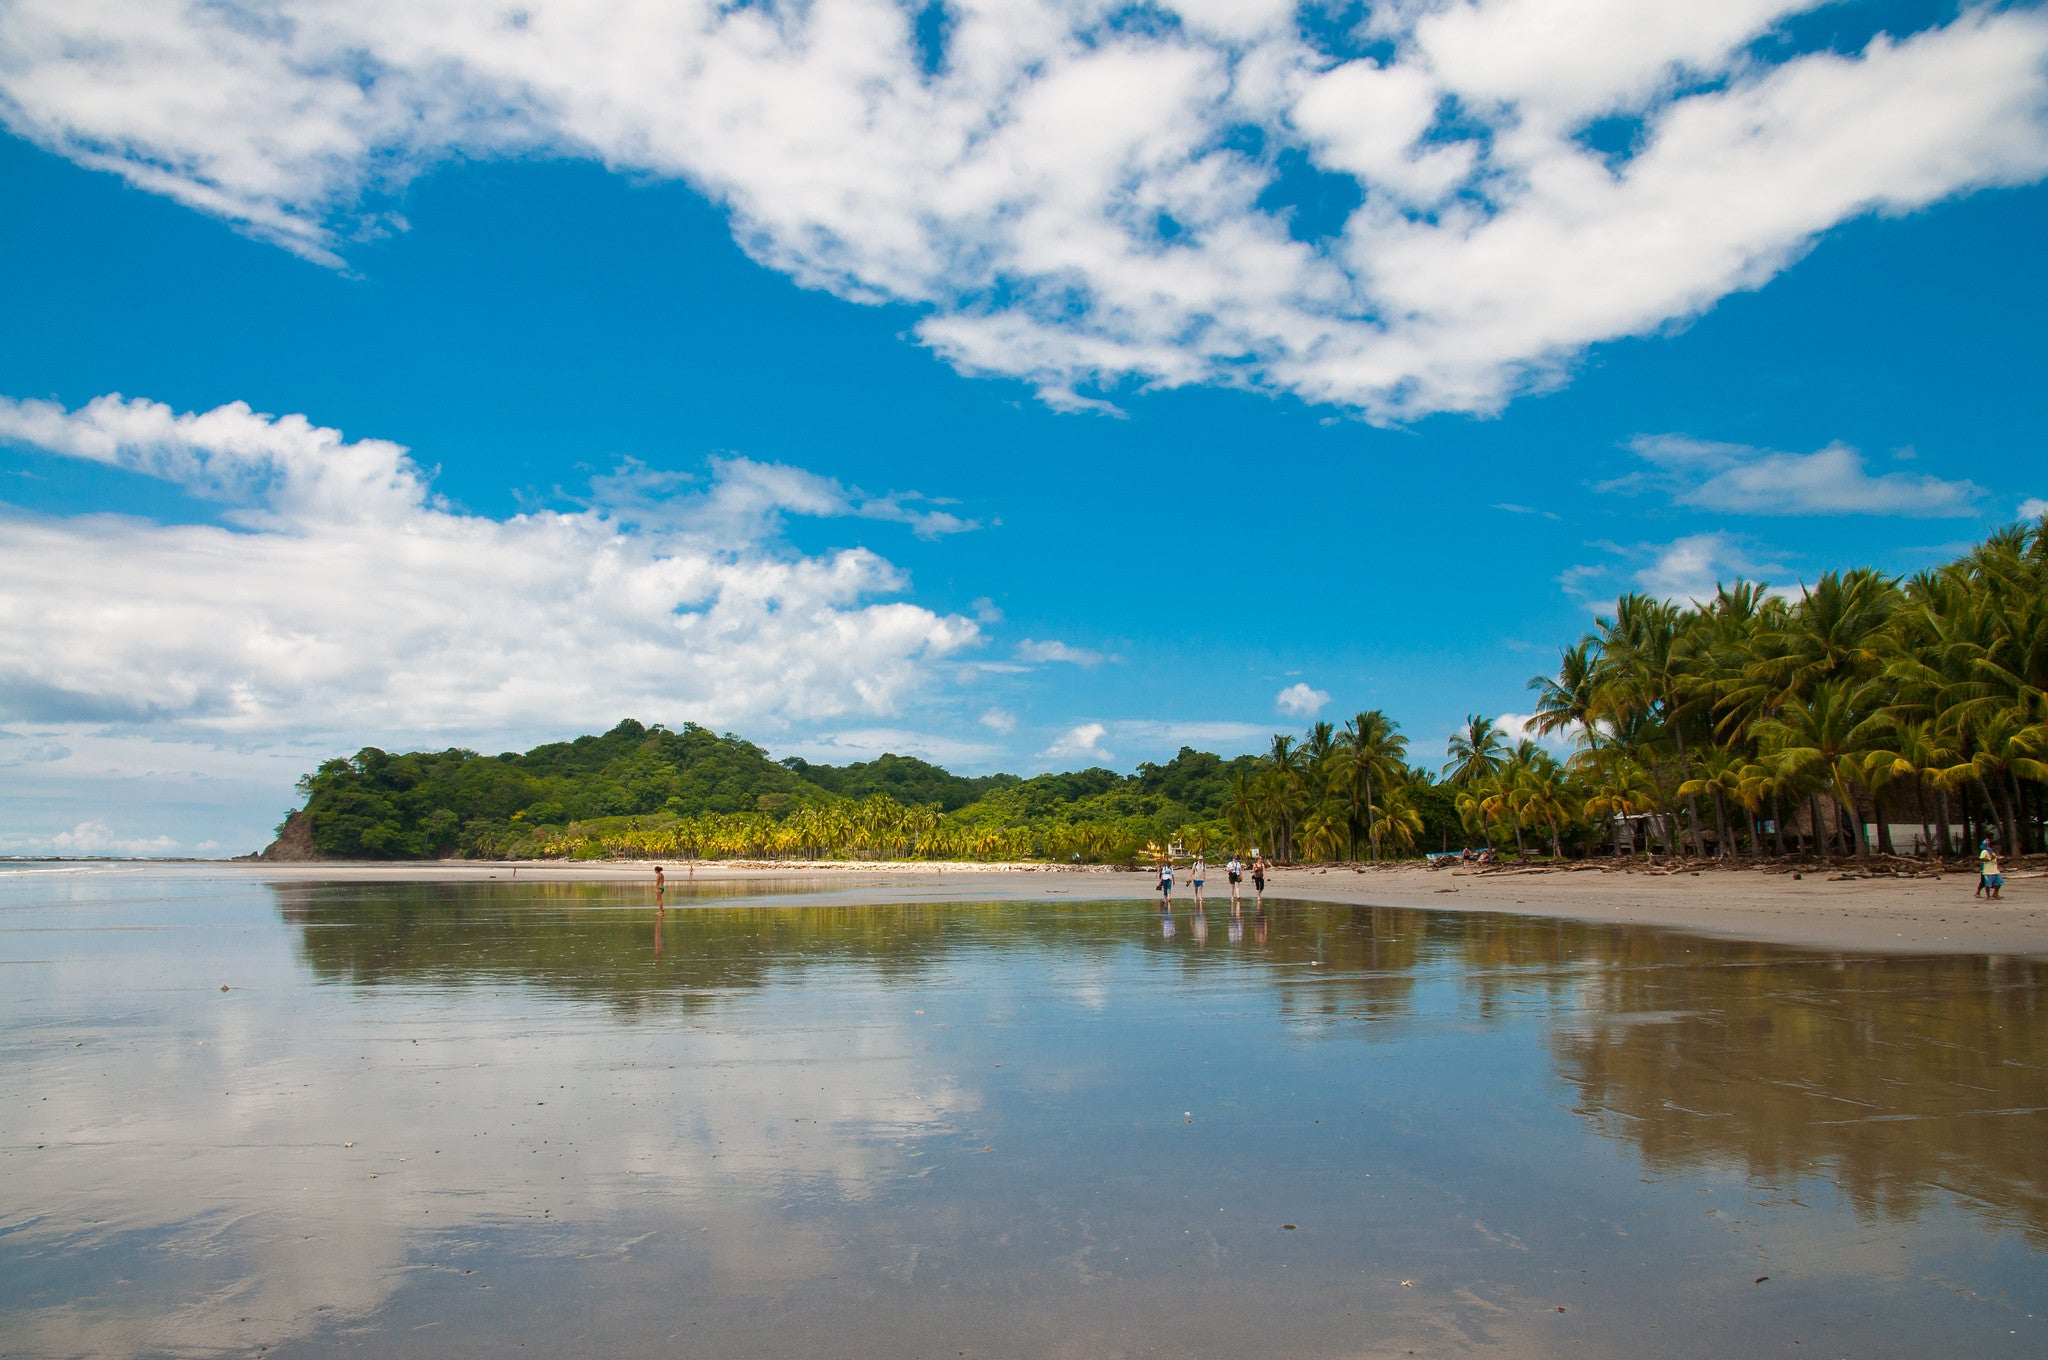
[283,520,2045,864]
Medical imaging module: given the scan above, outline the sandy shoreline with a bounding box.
[30,855,2040,958]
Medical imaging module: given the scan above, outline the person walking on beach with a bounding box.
[1191,855,1206,907]
[1251,855,1267,908]
[1226,855,1243,907]
[1980,841,2005,901]
[654,865,666,901]
[1158,858,1175,908]
[1977,841,1993,899]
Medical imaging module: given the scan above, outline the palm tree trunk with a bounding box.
[1937,786,1954,859]
[1368,774,1384,860]
[1712,791,1732,861]
[1980,775,2014,856]
[1808,791,1826,860]
[1842,780,1870,860]
[2006,767,2027,855]
[1771,791,1786,856]
[1667,722,1704,857]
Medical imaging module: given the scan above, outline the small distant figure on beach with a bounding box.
[654,864,666,897]
[1226,855,1243,906]
[1251,855,1267,907]
[1979,841,2004,901]
[1190,855,1206,907]
[1158,858,1175,906]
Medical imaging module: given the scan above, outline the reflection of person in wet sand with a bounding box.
[1191,905,1207,944]
[1227,913,1243,944]
[1253,908,1268,945]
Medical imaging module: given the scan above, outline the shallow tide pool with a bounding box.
[3,868,2045,1358]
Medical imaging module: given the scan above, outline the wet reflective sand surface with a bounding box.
[4,869,2045,1358]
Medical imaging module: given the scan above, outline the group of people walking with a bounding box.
[1156,853,1268,909]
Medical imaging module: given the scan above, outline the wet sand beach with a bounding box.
[5,864,2045,1358]
[228,857,2048,959]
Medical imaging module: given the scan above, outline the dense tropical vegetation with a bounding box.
[282,520,2047,864]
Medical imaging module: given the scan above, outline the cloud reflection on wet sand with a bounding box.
[2,873,2044,1358]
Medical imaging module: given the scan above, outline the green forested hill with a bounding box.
[281,718,1334,862]
[293,720,816,857]
[777,753,1018,810]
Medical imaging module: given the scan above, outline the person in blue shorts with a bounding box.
[1190,855,1206,907]
[1979,841,2004,901]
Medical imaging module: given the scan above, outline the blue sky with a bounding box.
[2,0,2046,854]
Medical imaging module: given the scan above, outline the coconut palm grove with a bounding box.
[278,519,2048,866]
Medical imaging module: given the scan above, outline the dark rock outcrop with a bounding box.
[259,808,319,861]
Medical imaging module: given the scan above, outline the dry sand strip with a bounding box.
[199,857,2048,959]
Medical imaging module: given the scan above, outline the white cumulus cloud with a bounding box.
[2020,497,2048,520]
[13,818,181,856]
[1561,532,1791,606]
[3,2,2044,417]
[1016,638,1107,666]
[0,393,980,755]
[1275,682,1330,717]
[1040,722,1112,765]
[1631,532,1789,602]
[1620,435,1983,516]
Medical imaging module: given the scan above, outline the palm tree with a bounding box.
[1527,640,1602,750]
[1595,594,1707,855]
[1579,745,1655,857]
[1443,715,1508,785]
[1754,679,1882,860]
[1370,786,1424,857]
[1677,746,1748,858]
[1333,710,1408,860]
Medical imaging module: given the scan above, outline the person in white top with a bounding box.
[1226,855,1243,908]
[1190,856,1206,907]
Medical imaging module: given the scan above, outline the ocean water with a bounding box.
[2,867,2044,1358]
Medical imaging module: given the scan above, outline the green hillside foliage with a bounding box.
[778,753,1018,811]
